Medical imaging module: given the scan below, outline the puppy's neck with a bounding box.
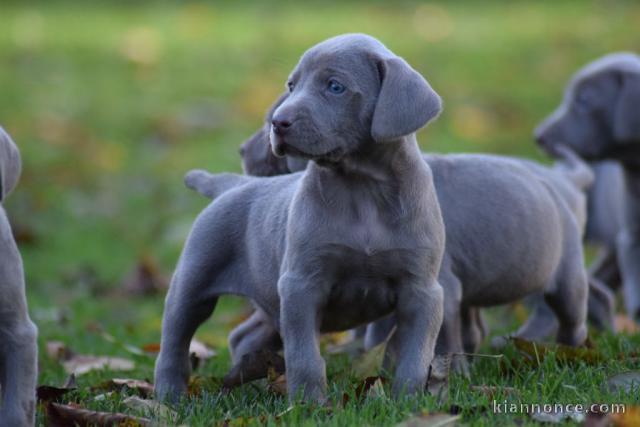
[314,134,425,182]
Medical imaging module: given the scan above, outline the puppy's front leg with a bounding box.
[278,272,326,404]
[390,279,443,397]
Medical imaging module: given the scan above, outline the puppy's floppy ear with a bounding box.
[371,57,442,142]
[614,71,640,143]
[0,126,21,202]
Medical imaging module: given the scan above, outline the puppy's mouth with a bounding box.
[271,139,344,162]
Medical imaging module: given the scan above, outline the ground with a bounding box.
[1,1,639,425]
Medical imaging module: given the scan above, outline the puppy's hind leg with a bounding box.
[515,296,559,342]
[228,309,282,365]
[544,237,589,347]
[154,208,236,402]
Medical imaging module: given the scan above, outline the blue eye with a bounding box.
[287,81,294,92]
[328,79,345,94]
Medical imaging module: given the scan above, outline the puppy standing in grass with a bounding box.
[155,34,447,402]
[536,53,640,321]
[188,102,596,373]
[0,127,37,427]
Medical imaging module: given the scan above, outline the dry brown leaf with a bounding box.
[187,375,224,397]
[62,355,135,375]
[121,256,169,296]
[366,377,386,399]
[46,402,150,427]
[142,342,161,353]
[46,341,74,361]
[223,349,285,389]
[395,412,460,427]
[37,385,76,403]
[611,406,640,427]
[38,373,78,402]
[615,315,640,334]
[267,374,288,395]
[122,396,177,422]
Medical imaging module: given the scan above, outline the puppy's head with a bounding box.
[535,52,640,160]
[269,34,442,163]
[0,126,21,202]
[240,95,309,176]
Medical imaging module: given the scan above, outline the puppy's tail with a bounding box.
[553,145,594,191]
[184,169,251,199]
[0,126,21,202]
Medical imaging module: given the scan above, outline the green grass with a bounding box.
[1,1,639,425]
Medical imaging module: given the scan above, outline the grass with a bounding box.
[0,0,639,425]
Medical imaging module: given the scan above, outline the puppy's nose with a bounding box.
[272,118,292,135]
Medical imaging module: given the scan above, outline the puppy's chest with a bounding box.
[317,246,417,332]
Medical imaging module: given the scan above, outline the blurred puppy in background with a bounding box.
[0,127,38,427]
[536,52,640,322]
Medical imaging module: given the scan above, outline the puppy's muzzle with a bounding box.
[271,117,294,157]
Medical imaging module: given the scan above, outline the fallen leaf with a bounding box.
[223,349,285,389]
[615,315,640,334]
[352,341,386,380]
[187,375,224,396]
[62,355,135,375]
[357,376,387,399]
[365,377,386,399]
[37,385,76,403]
[122,396,177,422]
[62,373,77,389]
[46,341,74,361]
[37,374,77,402]
[190,339,215,358]
[142,343,161,353]
[611,406,640,426]
[46,402,150,427]
[605,371,640,394]
[267,374,288,395]
[395,412,460,427]
[121,256,169,296]
[92,378,154,398]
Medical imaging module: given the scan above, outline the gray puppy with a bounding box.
[188,118,595,377]
[0,127,38,427]
[536,52,640,321]
[155,34,448,403]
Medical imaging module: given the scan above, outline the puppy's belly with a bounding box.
[463,280,546,307]
[320,277,397,332]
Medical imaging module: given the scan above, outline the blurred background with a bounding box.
[1,0,639,383]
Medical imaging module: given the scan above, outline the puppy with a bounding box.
[536,52,640,321]
[0,127,38,427]
[156,34,447,402]
[188,122,594,374]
